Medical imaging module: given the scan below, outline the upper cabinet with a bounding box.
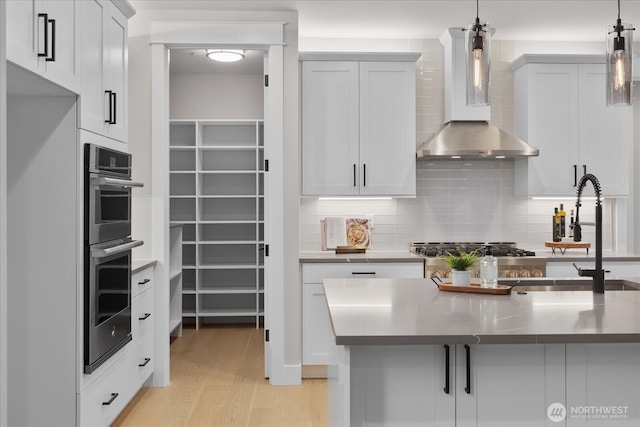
[6,0,81,93]
[78,0,131,143]
[301,53,420,197]
[512,55,632,198]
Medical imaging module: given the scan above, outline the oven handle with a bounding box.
[92,177,144,188]
[91,239,144,258]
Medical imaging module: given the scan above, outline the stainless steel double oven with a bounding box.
[84,143,143,374]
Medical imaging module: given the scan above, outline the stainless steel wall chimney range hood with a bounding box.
[416,29,539,159]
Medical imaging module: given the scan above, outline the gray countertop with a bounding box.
[132,259,156,274]
[539,250,640,262]
[299,251,424,263]
[323,277,640,346]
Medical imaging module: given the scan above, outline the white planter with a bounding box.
[451,270,471,286]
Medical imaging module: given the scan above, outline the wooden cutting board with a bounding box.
[437,283,512,295]
[545,241,591,254]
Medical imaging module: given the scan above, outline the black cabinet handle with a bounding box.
[102,393,118,405]
[583,164,587,176]
[363,164,366,187]
[37,14,49,59]
[443,344,450,394]
[139,313,151,320]
[105,91,116,124]
[138,357,151,367]
[464,344,471,394]
[48,19,56,62]
[351,272,376,275]
[112,91,117,124]
[353,164,356,187]
[138,278,151,285]
[573,164,577,187]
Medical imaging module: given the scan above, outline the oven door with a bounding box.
[85,238,143,374]
[88,175,143,245]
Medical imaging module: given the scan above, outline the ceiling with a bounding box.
[151,1,640,75]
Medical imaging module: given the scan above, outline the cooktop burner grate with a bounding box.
[410,242,536,257]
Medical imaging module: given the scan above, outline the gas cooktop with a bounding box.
[410,242,536,257]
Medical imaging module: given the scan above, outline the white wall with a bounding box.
[0,1,7,423]
[299,37,634,254]
[170,73,264,120]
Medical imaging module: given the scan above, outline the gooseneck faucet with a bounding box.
[572,173,604,293]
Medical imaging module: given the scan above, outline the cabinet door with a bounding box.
[566,343,640,426]
[577,64,631,197]
[6,0,79,92]
[79,0,128,142]
[514,63,580,197]
[359,61,416,196]
[350,345,454,426]
[457,344,565,427]
[102,3,128,141]
[301,61,359,196]
[302,282,335,365]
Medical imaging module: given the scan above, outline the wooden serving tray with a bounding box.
[437,282,512,295]
[545,241,591,254]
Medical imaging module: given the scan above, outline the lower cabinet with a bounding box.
[301,261,424,370]
[79,265,155,426]
[330,342,640,426]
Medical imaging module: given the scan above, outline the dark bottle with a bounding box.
[553,207,561,242]
[559,204,566,238]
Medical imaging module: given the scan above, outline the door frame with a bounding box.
[149,21,286,386]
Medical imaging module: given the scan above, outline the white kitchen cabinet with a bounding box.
[566,343,640,426]
[457,344,565,427]
[79,265,155,427]
[301,261,424,368]
[170,120,265,328]
[79,0,131,142]
[512,55,632,197]
[6,0,80,93]
[331,343,564,426]
[301,53,419,197]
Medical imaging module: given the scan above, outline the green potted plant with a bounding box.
[441,250,478,286]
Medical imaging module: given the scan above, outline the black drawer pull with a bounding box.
[443,344,450,394]
[102,393,118,405]
[139,313,151,320]
[464,344,471,394]
[138,278,150,285]
[351,272,376,275]
[139,357,151,367]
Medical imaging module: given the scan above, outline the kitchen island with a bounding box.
[324,277,640,426]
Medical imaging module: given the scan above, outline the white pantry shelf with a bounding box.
[170,119,265,329]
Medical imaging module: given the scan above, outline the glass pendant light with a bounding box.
[465,0,491,107]
[606,0,634,106]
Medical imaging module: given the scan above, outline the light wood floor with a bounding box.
[112,324,327,427]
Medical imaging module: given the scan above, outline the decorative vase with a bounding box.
[452,270,471,286]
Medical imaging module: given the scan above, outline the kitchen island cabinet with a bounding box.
[512,55,632,198]
[300,52,420,197]
[325,278,640,426]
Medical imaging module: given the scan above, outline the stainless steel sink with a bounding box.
[499,278,640,292]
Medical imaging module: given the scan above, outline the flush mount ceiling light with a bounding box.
[465,0,491,107]
[206,49,245,62]
[606,0,635,106]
